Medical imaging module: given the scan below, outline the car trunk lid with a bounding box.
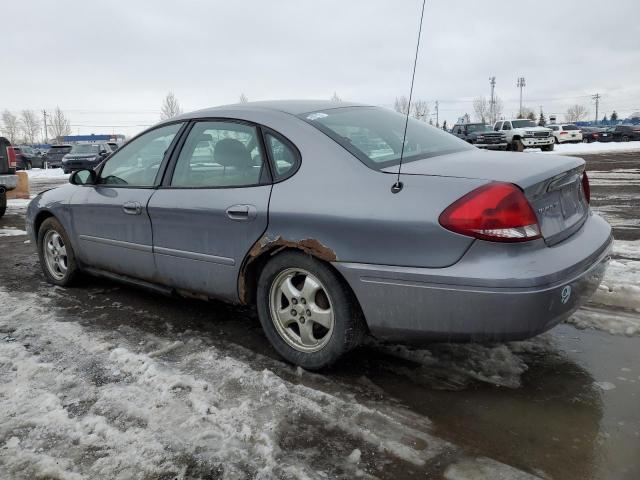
[382,149,589,245]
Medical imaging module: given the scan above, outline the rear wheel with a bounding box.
[0,191,6,218]
[622,135,630,142]
[257,251,365,370]
[37,217,80,286]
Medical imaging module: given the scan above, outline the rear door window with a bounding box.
[265,133,299,180]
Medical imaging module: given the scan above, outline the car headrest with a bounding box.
[214,138,251,169]
[196,133,214,143]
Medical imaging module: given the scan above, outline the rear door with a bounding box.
[69,123,184,280]
[147,120,272,302]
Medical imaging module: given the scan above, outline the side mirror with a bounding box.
[70,169,97,186]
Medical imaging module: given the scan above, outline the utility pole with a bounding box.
[489,76,496,123]
[42,109,48,143]
[517,77,526,117]
[592,93,601,124]
[434,101,439,127]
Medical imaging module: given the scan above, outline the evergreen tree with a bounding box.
[538,109,546,126]
[611,111,618,122]
[527,110,536,121]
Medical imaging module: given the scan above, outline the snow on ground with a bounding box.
[530,141,640,156]
[0,288,452,478]
[26,167,69,179]
[567,240,640,336]
[0,227,27,237]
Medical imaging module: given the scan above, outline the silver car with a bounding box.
[26,100,612,369]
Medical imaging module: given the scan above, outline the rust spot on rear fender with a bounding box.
[238,235,337,303]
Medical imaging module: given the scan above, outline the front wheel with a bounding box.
[513,140,525,152]
[257,251,365,370]
[541,143,555,152]
[37,217,80,286]
[622,135,630,142]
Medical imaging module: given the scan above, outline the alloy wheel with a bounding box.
[269,268,334,353]
[43,230,68,280]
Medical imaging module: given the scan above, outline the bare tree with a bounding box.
[1,110,20,143]
[48,106,71,142]
[565,104,589,123]
[411,100,429,121]
[491,96,504,124]
[160,92,183,120]
[473,96,489,123]
[518,106,535,120]
[239,93,248,103]
[394,96,409,115]
[330,92,342,102]
[20,110,41,144]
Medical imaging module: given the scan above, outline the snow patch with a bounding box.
[530,141,640,156]
[444,456,543,479]
[27,167,70,179]
[0,227,27,236]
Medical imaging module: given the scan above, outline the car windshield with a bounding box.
[301,106,472,169]
[70,144,100,154]
[49,146,72,153]
[465,124,493,133]
[511,120,537,128]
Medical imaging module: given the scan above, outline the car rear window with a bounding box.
[563,125,579,130]
[49,146,72,153]
[300,106,472,170]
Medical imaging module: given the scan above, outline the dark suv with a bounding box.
[451,123,507,150]
[612,125,640,142]
[42,145,72,168]
[61,143,111,173]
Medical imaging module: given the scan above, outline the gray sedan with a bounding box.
[26,100,612,369]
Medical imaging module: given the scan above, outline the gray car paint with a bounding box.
[26,100,612,342]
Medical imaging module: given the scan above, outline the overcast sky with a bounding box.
[3,0,639,137]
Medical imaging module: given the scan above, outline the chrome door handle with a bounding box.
[226,204,257,221]
[122,201,142,215]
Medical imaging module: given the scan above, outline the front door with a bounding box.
[147,120,272,302]
[69,122,184,280]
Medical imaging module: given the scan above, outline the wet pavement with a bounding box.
[0,152,639,479]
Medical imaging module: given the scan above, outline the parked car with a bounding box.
[598,127,616,143]
[493,119,554,151]
[0,137,18,218]
[14,145,44,169]
[612,125,640,142]
[451,123,507,150]
[42,145,72,168]
[26,100,612,369]
[579,126,605,143]
[548,124,583,144]
[61,143,111,174]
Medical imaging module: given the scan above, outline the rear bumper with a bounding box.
[335,213,612,343]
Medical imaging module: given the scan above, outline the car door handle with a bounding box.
[226,204,257,221]
[122,201,142,215]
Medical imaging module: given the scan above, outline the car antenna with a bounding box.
[392,0,427,194]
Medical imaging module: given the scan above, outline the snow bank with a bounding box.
[530,141,640,156]
[0,227,27,237]
[27,167,69,179]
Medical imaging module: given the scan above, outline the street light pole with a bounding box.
[517,77,526,117]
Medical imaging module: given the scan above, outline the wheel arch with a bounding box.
[33,210,56,238]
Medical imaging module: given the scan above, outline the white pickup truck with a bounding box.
[0,137,18,218]
[493,119,555,152]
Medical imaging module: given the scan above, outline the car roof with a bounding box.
[174,99,369,120]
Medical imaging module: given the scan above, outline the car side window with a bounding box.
[502,122,512,130]
[265,133,299,180]
[171,121,264,188]
[494,122,502,131]
[99,123,182,186]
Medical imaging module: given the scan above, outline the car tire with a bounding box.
[622,135,630,142]
[554,137,559,145]
[0,191,6,218]
[256,251,365,370]
[583,138,589,143]
[37,217,80,286]
[513,140,525,152]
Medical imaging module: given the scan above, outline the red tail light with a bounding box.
[582,171,590,203]
[6,146,17,169]
[439,183,541,243]
[560,131,568,135]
